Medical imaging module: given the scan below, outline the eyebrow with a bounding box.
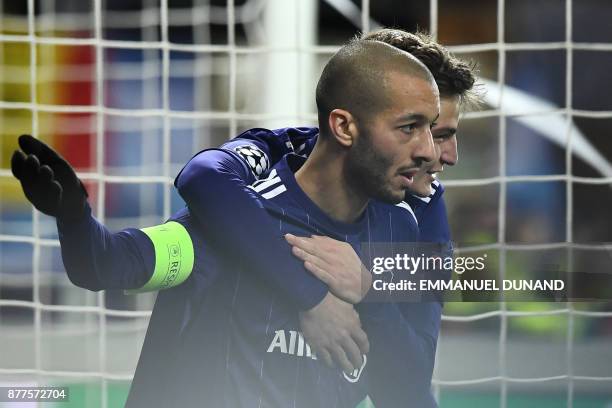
[433,127,457,135]
[397,113,439,124]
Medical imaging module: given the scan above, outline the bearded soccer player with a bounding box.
[173,29,479,407]
[12,39,441,407]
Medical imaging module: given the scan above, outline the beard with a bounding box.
[345,126,405,204]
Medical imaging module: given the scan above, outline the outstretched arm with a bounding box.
[56,205,155,291]
[11,135,194,293]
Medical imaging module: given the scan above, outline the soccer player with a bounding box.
[174,29,479,407]
[11,39,440,407]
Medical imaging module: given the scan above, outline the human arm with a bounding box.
[176,127,366,305]
[299,292,370,374]
[11,135,195,292]
[175,128,363,302]
[285,228,438,406]
[56,204,155,291]
[360,302,438,408]
[285,233,372,304]
[174,141,330,310]
[175,130,369,370]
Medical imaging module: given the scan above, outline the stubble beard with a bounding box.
[345,126,405,205]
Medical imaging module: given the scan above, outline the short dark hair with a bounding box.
[362,29,481,110]
[315,38,435,135]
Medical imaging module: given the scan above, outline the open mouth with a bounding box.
[427,167,443,178]
[398,169,418,185]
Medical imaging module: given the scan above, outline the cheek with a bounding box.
[358,135,398,171]
[441,137,458,156]
[366,126,400,152]
[402,131,429,155]
[380,137,411,169]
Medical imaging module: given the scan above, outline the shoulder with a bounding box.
[405,179,446,221]
[280,127,319,155]
[178,129,281,181]
[371,200,418,224]
[226,142,271,179]
[393,201,418,226]
[248,168,289,202]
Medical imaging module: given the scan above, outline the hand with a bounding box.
[299,292,369,374]
[285,234,372,304]
[11,135,88,222]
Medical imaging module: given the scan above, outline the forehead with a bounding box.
[383,71,439,116]
[438,96,460,122]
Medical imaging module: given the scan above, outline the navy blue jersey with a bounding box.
[173,127,448,407]
[405,179,450,244]
[291,126,452,384]
[57,126,447,407]
[237,128,450,407]
[234,127,452,343]
[125,153,421,407]
[175,130,329,311]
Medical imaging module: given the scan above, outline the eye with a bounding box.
[429,122,438,130]
[400,124,416,134]
[433,129,457,140]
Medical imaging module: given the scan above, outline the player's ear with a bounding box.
[328,109,356,147]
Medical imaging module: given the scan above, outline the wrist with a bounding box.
[359,264,372,302]
[297,283,329,312]
[57,201,91,229]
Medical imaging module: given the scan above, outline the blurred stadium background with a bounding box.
[1,0,612,407]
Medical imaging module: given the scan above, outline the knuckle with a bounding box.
[320,338,332,349]
[339,328,350,339]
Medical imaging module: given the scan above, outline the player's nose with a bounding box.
[413,127,436,165]
[440,135,458,166]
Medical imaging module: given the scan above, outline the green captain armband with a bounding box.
[126,221,195,294]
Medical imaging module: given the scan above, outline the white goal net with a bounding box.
[1,1,611,407]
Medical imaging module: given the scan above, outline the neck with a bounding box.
[295,139,368,223]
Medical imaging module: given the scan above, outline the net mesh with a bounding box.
[1,1,611,407]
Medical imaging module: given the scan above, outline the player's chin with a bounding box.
[407,174,434,197]
[378,183,408,204]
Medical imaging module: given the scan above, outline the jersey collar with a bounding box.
[274,154,368,236]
